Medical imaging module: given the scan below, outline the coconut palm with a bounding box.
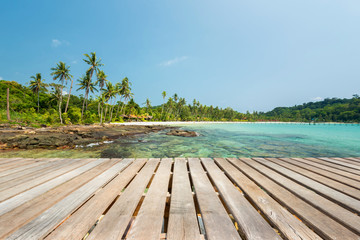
[121,88,134,115]
[29,73,47,112]
[143,98,151,114]
[118,78,132,116]
[96,70,107,91]
[84,52,103,79]
[162,91,167,115]
[51,62,72,124]
[77,75,98,119]
[49,83,62,109]
[102,81,117,122]
[96,70,107,117]
[64,75,74,113]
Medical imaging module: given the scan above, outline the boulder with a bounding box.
[166,130,199,137]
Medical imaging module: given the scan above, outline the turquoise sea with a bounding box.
[2,123,360,158]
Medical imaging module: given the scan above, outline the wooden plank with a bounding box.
[253,158,360,213]
[127,158,172,239]
[0,158,104,216]
[0,158,25,166]
[0,159,117,239]
[45,158,147,240]
[86,158,160,240]
[240,158,360,235]
[201,158,281,240]
[266,158,360,200]
[292,158,360,181]
[0,159,55,178]
[188,158,241,240]
[0,158,74,191]
[279,158,360,190]
[215,158,321,240]
[0,158,89,201]
[332,157,360,166]
[0,158,37,171]
[344,157,360,163]
[319,157,360,171]
[167,158,201,240]
[228,158,360,239]
[305,158,360,176]
[6,158,133,240]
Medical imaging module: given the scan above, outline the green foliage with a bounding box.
[1,79,359,125]
[261,97,360,122]
[68,107,82,124]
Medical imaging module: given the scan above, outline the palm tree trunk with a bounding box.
[98,102,101,118]
[59,82,64,124]
[115,97,123,118]
[37,91,40,113]
[7,88,10,121]
[81,89,88,119]
[64,78,73,113]
[100,103,103,124]
[120,99,127,115]
[109,98,118,122]
[104,104,108,121]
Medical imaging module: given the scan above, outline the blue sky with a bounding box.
[1,0,359,112]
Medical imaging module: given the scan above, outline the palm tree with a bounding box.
[144,98,151,114]
[102,81,117,122]
[121,88,134,115]
[29,73,47,112]
[49,83,62,110]
[83,52,103,87]
[118,78,132,116]
[96,70,107,117]
[77,75,98,119]
[51,62,72,124]
[162,91,167,115]
[64,75,73,113]
[96,70,107,91]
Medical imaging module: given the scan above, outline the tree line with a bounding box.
[1,52,359,125]
[0,52,247,126]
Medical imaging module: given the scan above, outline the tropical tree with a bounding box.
[64,75,74,113]
[102,81,117,122]
[96,70,107,117]
[83,52,103,97]
[121,88,134,115]
[77,75,98,119]
[96,70,107,91]
[51,62,72,124]
[117,77,132,116]
[162,91,167,115]
[144,98,151,114]
[29,73,47,112]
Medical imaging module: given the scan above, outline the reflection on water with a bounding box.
[2,123,360,158]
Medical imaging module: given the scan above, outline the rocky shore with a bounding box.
[0,124,174,150]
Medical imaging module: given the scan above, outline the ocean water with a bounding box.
[2,123,360,158]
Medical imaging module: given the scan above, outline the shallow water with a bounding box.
[2,123,360,158]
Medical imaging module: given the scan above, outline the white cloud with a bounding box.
[0,76,3,80]
[52,39,62,47]
[71,60,77,64]
[312,97,323,102]
[159,56,188,67]
[62,90,68,96]
[51,39,70,48]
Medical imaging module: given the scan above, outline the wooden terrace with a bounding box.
[0,157,360,239]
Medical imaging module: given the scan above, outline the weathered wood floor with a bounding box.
[0,157,360,240]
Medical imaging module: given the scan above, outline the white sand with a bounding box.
[111,121,354,126]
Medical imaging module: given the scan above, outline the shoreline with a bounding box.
[112,121,360,126]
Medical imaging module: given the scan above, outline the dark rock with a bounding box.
[166,130,199,137]
[0,124,174,150]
